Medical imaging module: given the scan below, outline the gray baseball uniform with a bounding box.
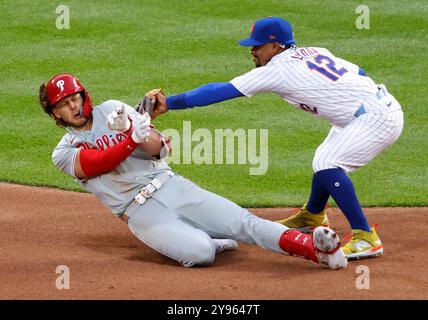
[52,100,287,267]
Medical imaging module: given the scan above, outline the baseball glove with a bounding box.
[136,88,167,119]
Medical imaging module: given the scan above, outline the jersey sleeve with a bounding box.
[230,66,284,97]
[52,137,80,179]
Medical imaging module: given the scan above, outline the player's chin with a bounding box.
[253,58,263,68]
[67,116,87,128]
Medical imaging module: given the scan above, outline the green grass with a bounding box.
[0,0,427,206]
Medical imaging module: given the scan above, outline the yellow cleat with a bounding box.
[342,226,383,259]
[276,204,329,234]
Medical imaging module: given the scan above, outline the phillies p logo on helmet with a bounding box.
[56,80,65,92]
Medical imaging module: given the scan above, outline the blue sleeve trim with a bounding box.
[358,67,366,76]
[167,82,244,110]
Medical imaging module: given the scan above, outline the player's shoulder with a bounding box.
[52,128,92,163]
[54,130,81,150]
[92,99,126,118]
[283,46,334,60]
[56,131,73,146]
[52,131,75,158]
[310,47,334,56]
[95,99,125,112]
[316,47,340,59]
[308,46,332,53]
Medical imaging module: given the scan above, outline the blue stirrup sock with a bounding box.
[309,168,371,232]
[306,173,330,214]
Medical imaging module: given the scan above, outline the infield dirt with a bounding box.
[1,183,427,299]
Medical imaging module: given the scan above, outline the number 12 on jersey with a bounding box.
[307,54,348,81]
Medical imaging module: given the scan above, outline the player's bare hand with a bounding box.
[107,103,131,132]
[152,91,167,119]
[136,88,168,120]
[131,112,151,143]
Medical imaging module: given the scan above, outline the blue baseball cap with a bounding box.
[238,17,295,47]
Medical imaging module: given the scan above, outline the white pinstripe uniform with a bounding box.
[230,47,404,173]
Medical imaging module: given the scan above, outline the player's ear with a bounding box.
[51,106,61,119]
[273,42,282,52]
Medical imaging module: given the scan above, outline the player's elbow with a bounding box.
[157,136,172,160]
[142,130,171,160]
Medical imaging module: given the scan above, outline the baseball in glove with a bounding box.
[136,88,167,120]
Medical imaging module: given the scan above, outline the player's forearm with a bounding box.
[166,82,244,109]
[74,129,166,179]
[76,135,139,179]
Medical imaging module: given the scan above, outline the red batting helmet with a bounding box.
[46,73,93,117]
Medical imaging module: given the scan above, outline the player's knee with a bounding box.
[180,240,216,267]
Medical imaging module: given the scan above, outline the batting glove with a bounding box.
[107,104,131,133]
[131,112,151,143]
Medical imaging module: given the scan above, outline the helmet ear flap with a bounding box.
[80,90,93,118]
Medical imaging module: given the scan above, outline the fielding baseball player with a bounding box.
[145,17,404,260]
[38,73,347,269]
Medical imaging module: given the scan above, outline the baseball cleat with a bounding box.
[213,239,239,254]
[342,227,383,259]
[276,204,329,234]
[312,226,348,269]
